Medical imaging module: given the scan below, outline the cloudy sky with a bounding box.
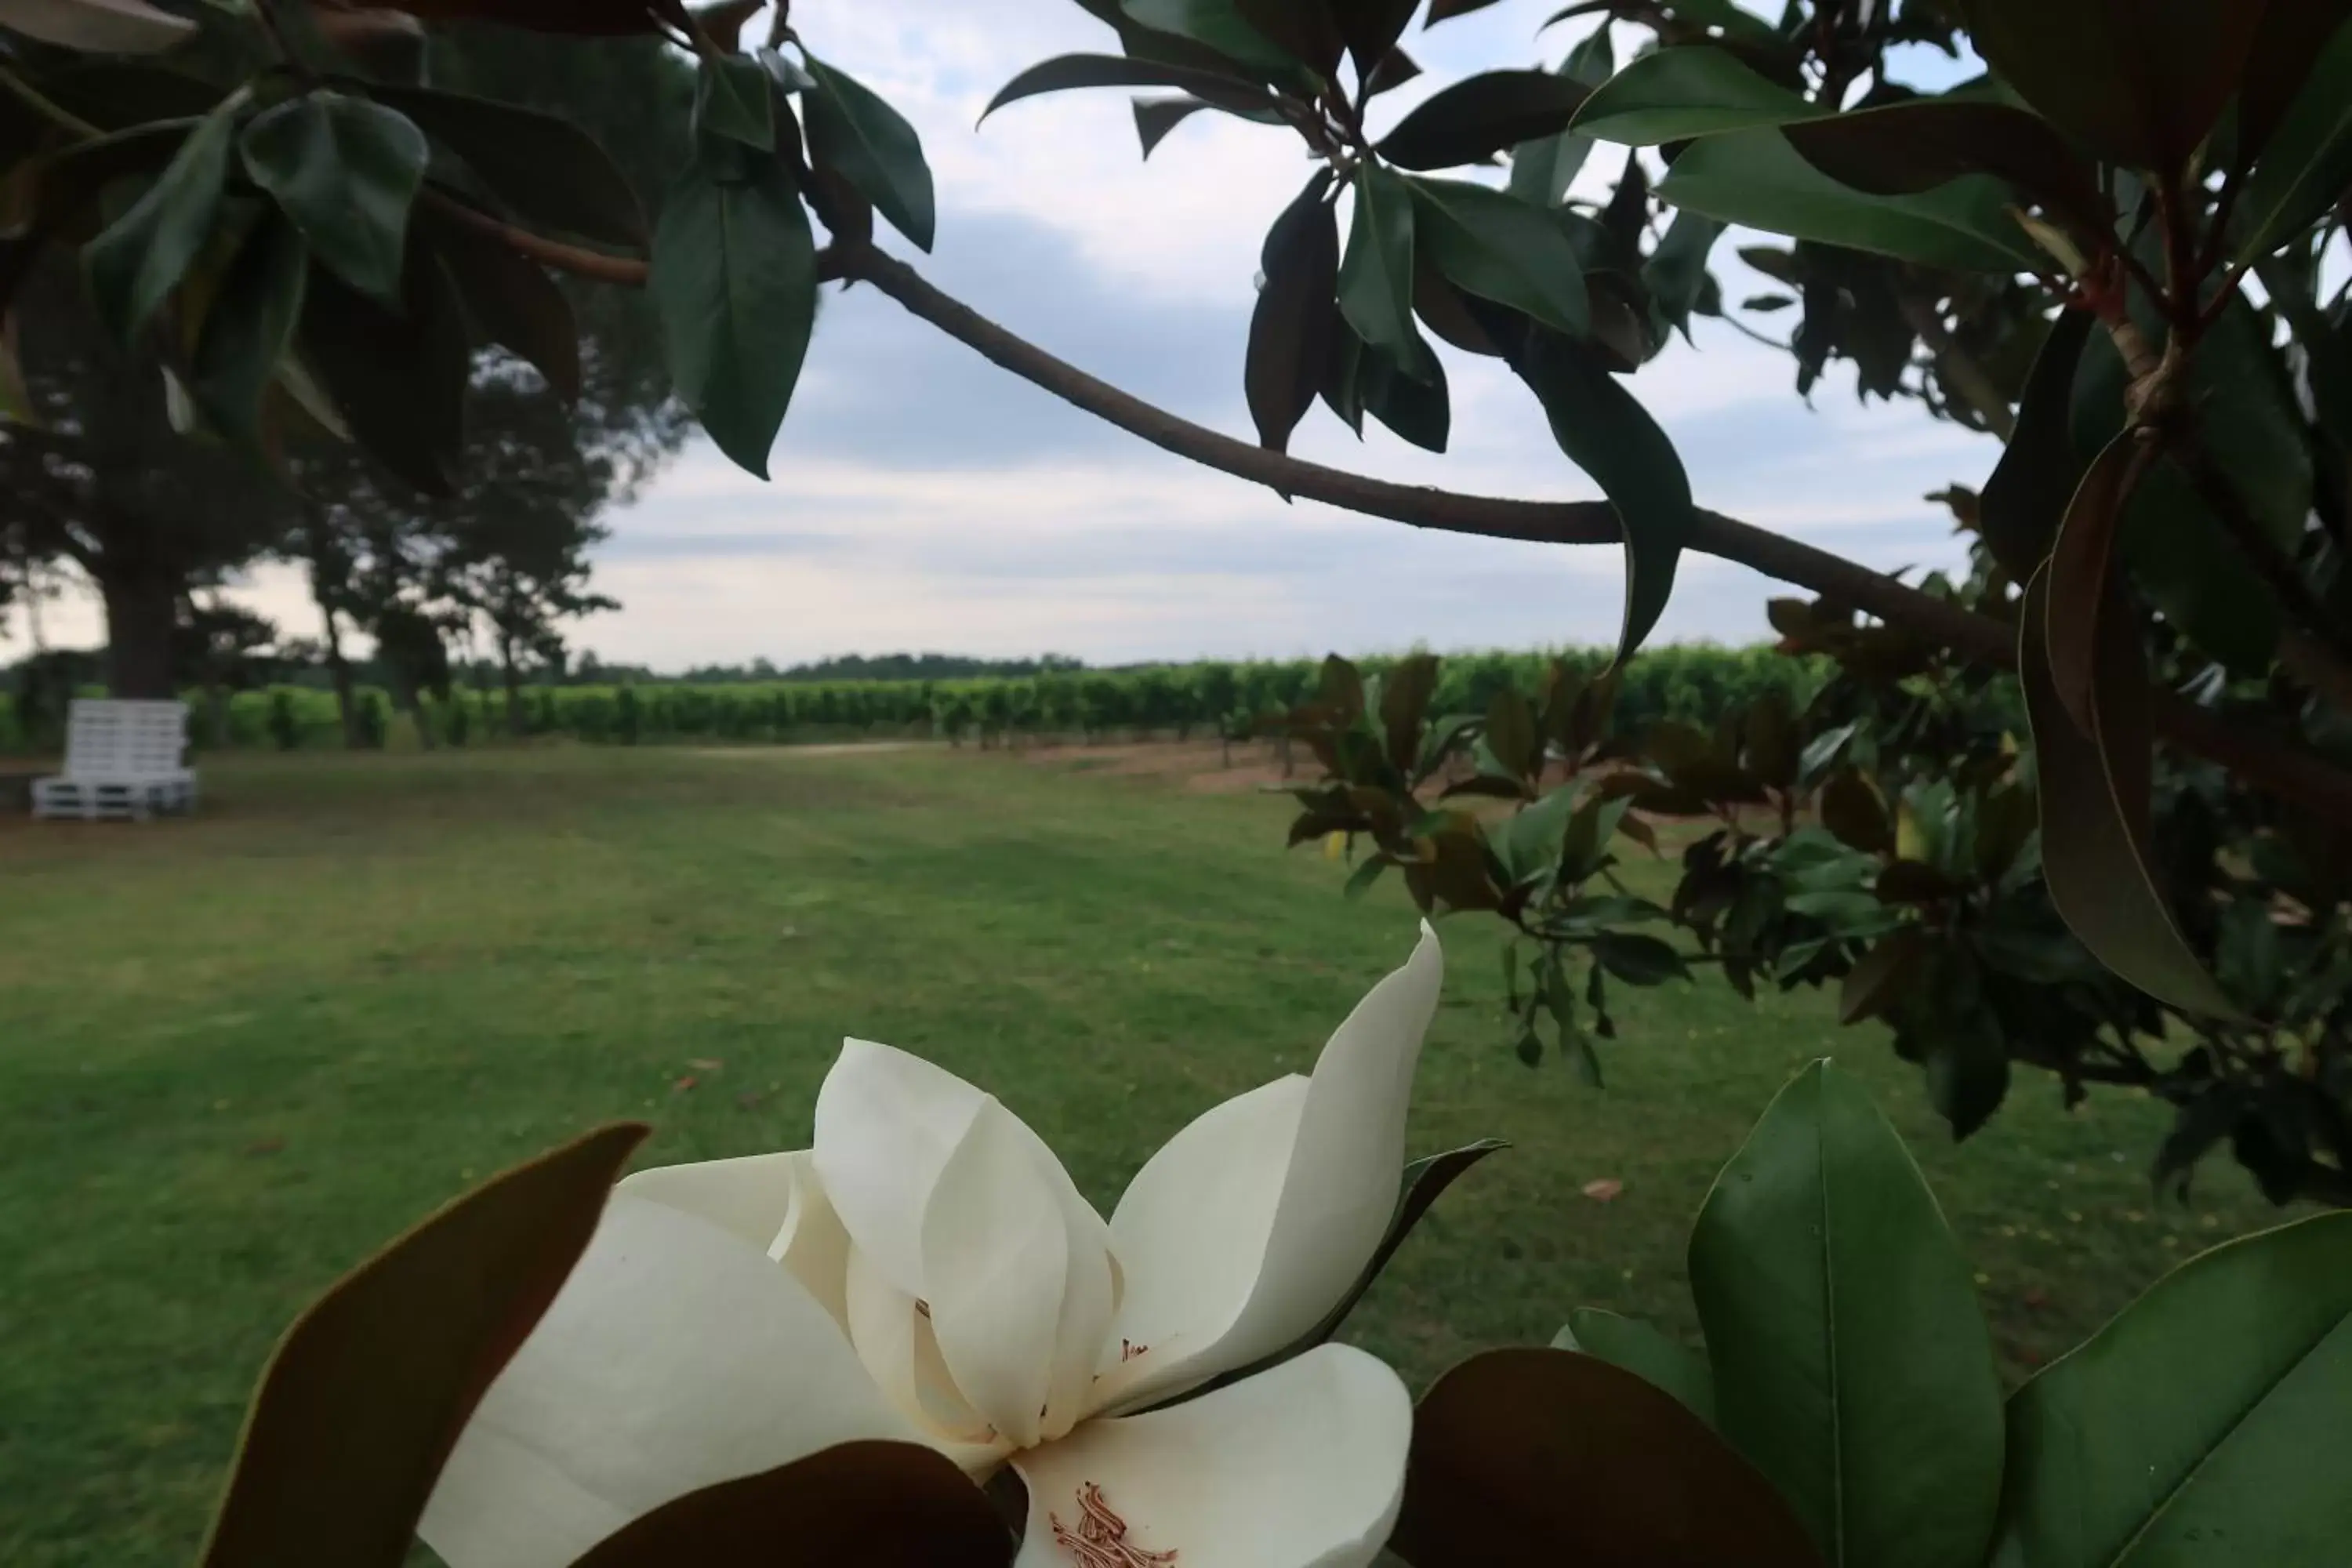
[7,0,1998,670]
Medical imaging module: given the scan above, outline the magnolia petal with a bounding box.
[814,1038,989,1298]
[0,0,196,54]
[615,1150,801,1254]
[1097,1076,1307,1381]
[844,1244,995,1447]
[768,1154,851,1329]
[920,1097,1080,1450]
[419,1197,913,1568]
[1102,924,1442,1406]
[1011,1344,1412,1568]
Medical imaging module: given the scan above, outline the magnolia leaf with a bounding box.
[1570,45,1817,144]
[2235,0,2352,167]
[568,1440,1011,1567]
[1658,129,2043,274]
[1782,100,2107,238]
[1130,94,1212,155]
[1504,326,1694,663]
[190,213,309,445]
[195,1124,647,1568]
[1246,167,1335,455]
[2019,569,2240,1018]
[1377,69,1593,171]
[1818,770,1892,855]
[1389,1348,1822,1566]
[82,98,237,345]
[1359,337,1449,451]
[363,0,675,35]
[1507,23,1613,206]
[1361,43,1420,97]
[1642,207,1723,340]
[652,147,816,480]
[1232,0,1340,77]
[1409,176,1588,337]
[805,53,935,252]
[1841,927,1929,1025]
[1381,652,1439,771]
[240,91,430,304]
[368,84,647,247]
[1120,0,1298,78]
[1958,0,2263,174]
[1424,0,1504,20]
[1551,1307,1715,1426]
[1338,0,1415,78]
[2042,430,2147,736]
[2234,12,2352,265]
[983,52,1275,122]
[1690,1059,2004,1568]
[1338,162,1436,383]
[426,205,582,402]
[694,54,775,149]
[1977,308,2093,579]
[296,241,469,495]
[0,0,194,53]
[1994,1212,2352,1566]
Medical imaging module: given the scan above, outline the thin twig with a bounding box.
[417,190,652,286]
[0,60,101,140]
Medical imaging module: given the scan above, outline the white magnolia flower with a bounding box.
[421,924,1444,1568]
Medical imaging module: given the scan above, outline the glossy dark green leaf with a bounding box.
[1360,339,1450,451]
[567,1440,1010,1567]
[240,92,430,304]
[1338,0,1416,79]
[1993,1212,2352,1567]
[1131,94,1211,154]
[1658,129,2042,274]
[1377,69,1594,172]
[1409,176,1588,337]
[426,205,582,402]
[1924,1015,2009,1142]
[1425,0,1505,21]
[1389,1348,1824,1568]
[1551,1308,1716,1426]
[1381,652,1439,770]
[1958,0,2263,173]
[1588,931,1689,985]
[191,214,309,445]
[1977,308,2092,579]
[1361,43,1420,97]
[652,149,816,480]
[1120,0,1297,77]
[1642,208,1723,341]
[1781,100,2106,238]
[1232,0,1340,76]
[82,100,236,346]
[1506,328,1695,662]
[1507,24,1613,207]
[2235,0,2352,166]
[692,54,776,150]
[364,85,647,248]
[296,242,469,495]
[2234,13,2352,263]
[1840,927,1928,1025]
[195,1125,646,1568]
[1690,1059,2003,1568]
[983,52,1274,123]
[2042,430,2144,736]
[1819,769,1893,855]
[2019,569,2239,1018]
[1570,45,1816,144]
[1338,162,1436,384]
[1246,168,1337,454]
[805,54,935,252]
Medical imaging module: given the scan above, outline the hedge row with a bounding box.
[1,645,1818,753]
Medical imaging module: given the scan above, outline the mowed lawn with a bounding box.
[0,745,2288,1566]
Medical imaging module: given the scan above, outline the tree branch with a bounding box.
[823,241,2352,820]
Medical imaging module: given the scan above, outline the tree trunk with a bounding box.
[97,568,177,699]
[317,595,359,749]
[500,630,525,738]
[390,673,437,750]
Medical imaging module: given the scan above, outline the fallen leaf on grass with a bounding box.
[246,1137,285,1156]
[1581,1178,1624,1203]
[671,1075,699,1093]
[686,1058,724,1072]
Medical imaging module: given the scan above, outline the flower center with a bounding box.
[1049,1482,1177,1566]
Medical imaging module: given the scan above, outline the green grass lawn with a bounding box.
[0,745,2288,1566]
